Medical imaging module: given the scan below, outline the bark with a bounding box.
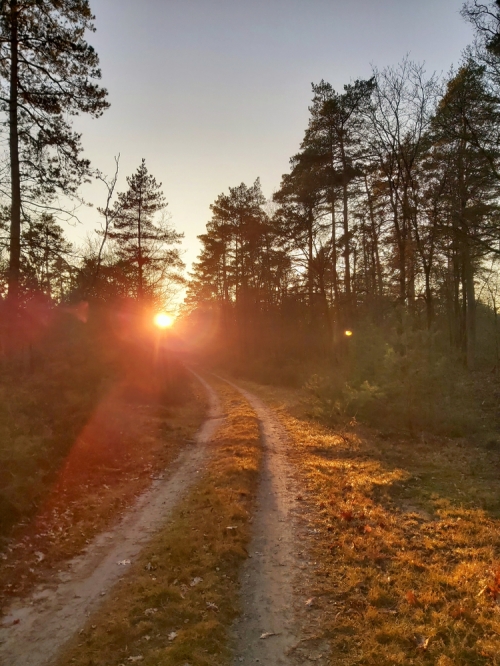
[8,0,21,308]
[307,207,314,315]
[464,243,476,370]
[137,190,143,300]
[388,181,406,303]
[339,140,351,306]
[330,192,339,301]
[364,175,383,296]
[342,179,351,300]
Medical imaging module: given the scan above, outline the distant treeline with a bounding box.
[186,56,500,373]
[184,4,500,434]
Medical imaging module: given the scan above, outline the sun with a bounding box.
[154,312,174,329]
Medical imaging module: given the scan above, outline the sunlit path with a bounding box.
[0,376,222,666]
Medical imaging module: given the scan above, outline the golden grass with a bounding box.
[242,381,500,666]
[0,379,206,604]
[55,377,262,666]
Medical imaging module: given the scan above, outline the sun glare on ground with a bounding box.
[154,312,174,329]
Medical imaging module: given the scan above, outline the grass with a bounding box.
[0,315,206,604]
[55,377,262,666]
[242,380,500,666]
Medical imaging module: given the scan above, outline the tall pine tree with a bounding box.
[0,0,109,306]
[109,160,183,302]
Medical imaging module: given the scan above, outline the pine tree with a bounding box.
[0,0,109,305]
[109,159,183,302]
[431,61,500,367]
[22,213,73,300]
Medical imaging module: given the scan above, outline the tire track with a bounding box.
[0,373,222,666]
[220,378,300,666]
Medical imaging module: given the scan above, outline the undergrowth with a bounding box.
[305,323,481,437]
[0,311,202,603]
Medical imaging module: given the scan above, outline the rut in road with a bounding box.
[0,374,222,666]
[223,379,301,666]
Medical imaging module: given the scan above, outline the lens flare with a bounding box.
[345,330,353,337]
[154,312,174,329]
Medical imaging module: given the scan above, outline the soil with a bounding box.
[0,374,222,666]
[0,374,324,666]
[223,380,302,666]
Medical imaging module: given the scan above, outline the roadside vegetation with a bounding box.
[246,380,500,665]
[55,378,262,666]
[0,311,204,604]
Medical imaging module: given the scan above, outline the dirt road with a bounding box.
[0,374,222,666]
[225,380,300,666]
[0,375,311,666]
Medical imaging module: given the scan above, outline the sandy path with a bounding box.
[0,373,222,666]
[222,380,300,666]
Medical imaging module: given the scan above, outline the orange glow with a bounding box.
[154,312,174,329]
[345,330,353,337]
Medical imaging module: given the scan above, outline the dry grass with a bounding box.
[55,377,262,666]
[243,381,500,666]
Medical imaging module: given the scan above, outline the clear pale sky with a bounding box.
[72,0,474,274]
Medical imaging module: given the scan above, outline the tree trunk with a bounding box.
[330,192,339,302]
[137,196,143,300]
[8,0,21,308]
[342,179,351,302]
[388,182,406,303]
[464,242,476,370]
[364,175,383,296]
[424,264,433,329]
[307,207,314,317]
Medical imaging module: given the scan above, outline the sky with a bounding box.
[72,0,475,278]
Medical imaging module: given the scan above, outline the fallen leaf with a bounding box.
[260,632,277,639]
[305,597,315,607]
[190,577,203,587]
[406,590,417,605]
[35,551,45,563]
[415,635,430,650]
[340,510,354,522]
[168,631,177,641]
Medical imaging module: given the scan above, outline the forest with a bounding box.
[1,2,500,666]
[2,4,500,437]
[186,54,500,433]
